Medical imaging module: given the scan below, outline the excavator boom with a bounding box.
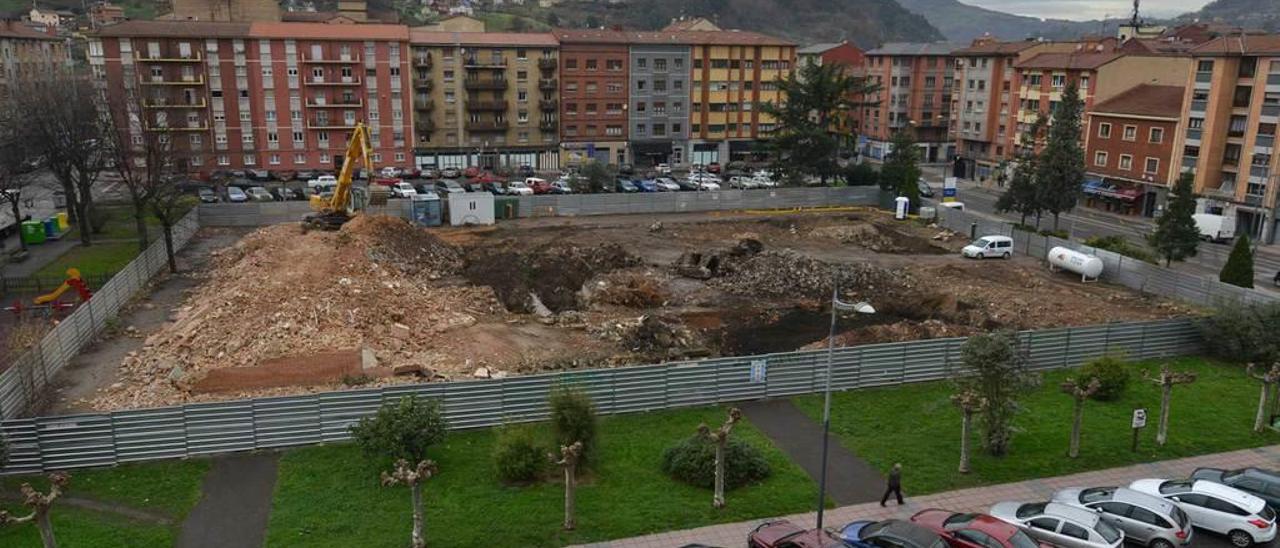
[305,123,375,230]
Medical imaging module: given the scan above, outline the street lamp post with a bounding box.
[815,274,875,533]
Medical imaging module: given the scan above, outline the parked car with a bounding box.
[269,187,296,201]
[909,509,1045,548]
[481,181,507,195]
[656,163,672,175]
[707,162,722,173]
[1191,468,1280,511]
[1052,487,1193,548]
[989,501,1125,548]
[616,179,639,193]
[441,167,462,179]
[729,176,760,189]
[655,177,681,191]
[525,177,553,194]
[248,169,271,181]
[505,180,534,196]
[380,167,402,178]
[307,175,338,189]
[634,179,659,192]
[414,183,436,195]
[434,180,466,194]
[391,182,418,198]
[675,177,701,191]
[690,163,706,173]
[1129,479,1277,547]
[748,520,848,548]
[918,178,936,198]
[693,177,721,191]
[463,166,481,179]
[840,519,949,548]
[550,180,574,194]
[197,187,220,203]
[246,186,274,202]
[962,236,1014,260]
[421,167,441,179]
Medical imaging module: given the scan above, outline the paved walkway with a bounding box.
[741,399,885,505]
[576,445,1280,548]
[177,453,279,548]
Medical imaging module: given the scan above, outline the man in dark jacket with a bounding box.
[880,463,903,506]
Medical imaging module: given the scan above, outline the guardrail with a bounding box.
[0,210,201,419]
[0,318,1201,474]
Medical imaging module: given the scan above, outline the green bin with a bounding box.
[494,197,519,220]
[21,220,46,245]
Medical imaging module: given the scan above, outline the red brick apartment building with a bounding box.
[87,20,415,174]
[554,29,630,166]
[862,42,962,164]
[1083,84,1185,217]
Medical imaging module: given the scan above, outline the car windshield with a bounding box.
[1016,502,1047,519]
[1080,487,1114,504]
[942,514,977,530]
[861,522,890,537]
[1095,519,1122,543]
[1159,480,1193,495]
[1008,530,1039,548]
[972,238,991,248]
[1172,506,1190,528]
[1221,470,1243,482]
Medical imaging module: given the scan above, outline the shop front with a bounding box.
[1082,176,1163,217]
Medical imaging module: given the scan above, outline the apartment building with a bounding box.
[88,20,414,173]
[1083,84,1185,217]
[797,41,865,72]
[408,31,559,170]
[554,29,630,167]
[949,38,1078,181]
[1175,36,1280,242]
[0,20,67,101]
[863,42,962,164]
[688,31,794,166]
[631,38,692,167]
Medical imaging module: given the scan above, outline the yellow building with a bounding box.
[685,31,795,165]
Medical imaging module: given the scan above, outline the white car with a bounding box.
[989,501,1125,548]
[729,176,760,189]
[307,175,337,190]
[505,180,534,196]
[655,177,681,191]
[962,235,1014,259]
[380,167,402,178]
[655,163,672,175]
[226,186,248,203]
[391,182,417,198]
[1129,479,1277,547]
[696,179,721,191]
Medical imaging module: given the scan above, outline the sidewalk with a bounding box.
[576,445,1280,548]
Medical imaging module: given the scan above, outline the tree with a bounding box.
[760,59,880,185]
[546,12,561,27]
[102,88,187,252]
[957,331,1039,457]
[995,117,1046,226]
[350,396,448,464]
[1144,365,1198,446]
[881,129,921,208]
[381,458,437,548]
[0,107,36,253]
[548,386,597,466]
[148,178,196,273]
[1247,363,1280,433]
[1060,377,1101,458]
[697,407,741,508]
[0,472,69,548]
[1035,81,1085,231]
[1149,173,1201,267]
[1220,234,1255,288]
[550,441,583,530]
[578,160,612,193]
[950,389,985,474]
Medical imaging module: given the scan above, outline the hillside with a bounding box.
[1181,0,1280,32]
[894,0,1123,42]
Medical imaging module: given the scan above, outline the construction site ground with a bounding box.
[61,209,1190,412]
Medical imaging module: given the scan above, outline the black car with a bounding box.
[516,164,535,178]
[197,187,219,203]
[917,179,936,198]
[1191,467,1280,510]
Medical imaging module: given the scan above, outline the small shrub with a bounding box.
[349,396,447,463]
[1084,235,1157,264]
[1039,228,1069,239]
[1079,355,1130,401]
[1199,303,1280,363]
[661,434,771,490]
[341,373,372,386]
[548,385,598,465]
[493,425,545,484]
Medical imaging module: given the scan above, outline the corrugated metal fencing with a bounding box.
[0,318,1201,474]
[197,187,882,226]
[0,210,201,420]
[935,207,1279,308]
[0,272,115,300]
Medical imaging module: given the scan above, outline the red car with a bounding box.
[463,166,482,179]
[910,509,1045,548]
[708,162,722,173]
[748,520,849,548]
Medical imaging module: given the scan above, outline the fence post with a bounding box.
[1138,322,1148,360]
[1062,327,1072,368]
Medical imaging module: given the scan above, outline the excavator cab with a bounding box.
[303,123,375,230]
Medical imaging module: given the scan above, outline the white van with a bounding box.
[307,175,337,189]
[962,235,1014,259]
[1192,213,1235,243]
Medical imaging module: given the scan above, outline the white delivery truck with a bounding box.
[1192,213,1235,243]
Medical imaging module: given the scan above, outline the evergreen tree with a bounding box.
[1220,233,1255,288]
[1148,173,1201,267]
[881,129,921,208]
[996,116,1046,226]
[1035,81,1085,230]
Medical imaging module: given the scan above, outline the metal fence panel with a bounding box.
[112,407,187,462]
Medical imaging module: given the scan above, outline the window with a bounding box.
[1094,151,1108,166]
[636,80,646,91]
[1119,154,1133,170]
[1096,502,1131,517]
[606,59,622,71]
[1098,123,1112,139]
[1145,157,1159,174]
[637,58,646,69]
[1028,518,1059,532]
[1127,507,1170,529]
[1123,125,1137,141]
[1206,498,1249,516]
[565,59,577,69]
[654,58,666,71]
[516,48,527,60]
[1051,74,1065,88]
[1059,523,1089,541]
[585,59,597,71]
[1149,127,1164,143]
[517,70,527,81]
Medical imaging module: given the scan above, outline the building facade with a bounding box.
[409,31,559,170]
[0,20,67,101]
[1083,84,1184,217]
[89,21,415,173]
[797,41,865,73]
[554,29,630,167]
[688,31,794,166]
[1175,36,1280,242]
[631,41,691,167]
[862,42,961,163]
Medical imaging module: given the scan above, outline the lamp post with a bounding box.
[815,274,875,533]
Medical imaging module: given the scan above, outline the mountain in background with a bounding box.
[1178,0,1280,32]
[893,0,1126,42]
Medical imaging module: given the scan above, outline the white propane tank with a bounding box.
[1048,246,1104,282]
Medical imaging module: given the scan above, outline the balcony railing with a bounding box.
[1245,194,1265,207]
[414,98,433,111]
[1263,105,1280,118]
[1205,184,1235,199]
[302,53,362,64]
[539,120,557,132]
[144,99,207,108]
[1190,100,1208,113]
[142,75,204,85]
[464,79,508,91]
[307,120,358,129]
[465,121,509,132]
[538,79,557,92]
[467,100,508,111]
[136,52,203,63]
[1257,135,1275,149]
[539,99,557,111]
[144,124,209,132]
[538,57,557,71]
[413,55,433,68]
[306,99,363,108]
[305,77,362,86]
[464,57,507,69]
[413,76,433,91]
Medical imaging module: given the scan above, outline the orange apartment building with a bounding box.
[87,20,415,174]
[687,30,795,166]
[862,42,962,164]
[1083,84,1185,217]
[1175,35,1280,242]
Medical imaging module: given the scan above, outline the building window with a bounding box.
[1122,125,1137,141]
[607,59,622,71]
[1051,74,1065,88]
[1094,151,1107,166]
[516,48,527,60]
[1144,157,1159,174]
[294,153,305,164]
[1118,154,1133,170]
[1149,127,1164,143]
[654,58,666,71]
[1098,123,1111,139]
[636,80,646,91]
[586,59,597,71]
[565,59,577,69]
[517,70,527,81]
[243,154,256,165]
[637,58,646,69]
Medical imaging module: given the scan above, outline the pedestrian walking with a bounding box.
[880,463,903,506]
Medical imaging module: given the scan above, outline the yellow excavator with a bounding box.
[304,122,375,230]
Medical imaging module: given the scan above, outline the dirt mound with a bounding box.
[463,243,639,313]
[582,271,668,308]
[809,220,950,255]
[342,215,463,279]
[707,249,911,300]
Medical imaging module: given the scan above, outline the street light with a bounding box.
[815,274,875,533]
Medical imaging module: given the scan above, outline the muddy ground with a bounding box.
[79,209,1190,411]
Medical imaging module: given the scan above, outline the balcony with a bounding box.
[413,55,433,68]
[136,52,203,63]
[306,99,364,108]
[539,99,557,111]
[413,76,433,91]
[464,57,507,69]
[144,123,209,132]
[539,120,557,132]
[301,53,362,64]
[1205,184,1236,199]
[1246,194,1265,207]
[464,79,508,91]
[304,76,362,86]
[416,118,434,132]
[414,98,434,111]
[538,57,557,71]
[144,99,207,108]
[467,100,508,111]
[141,75,204,86]
[538,79,557,92]
[307,119,358,130]
[466,120,509,132]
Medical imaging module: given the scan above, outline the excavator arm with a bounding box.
[305,123,375,229]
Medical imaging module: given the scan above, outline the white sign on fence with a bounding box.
[749,359,768,383]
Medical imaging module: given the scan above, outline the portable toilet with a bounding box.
[411,192,443,227]
[894,196,910,220]
[447,192,496,226]
[21,220,46,245]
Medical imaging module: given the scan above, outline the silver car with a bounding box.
[1052,486,1192,548]
[991,501,1125,548]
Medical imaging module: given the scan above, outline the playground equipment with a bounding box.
[4,268,93,316]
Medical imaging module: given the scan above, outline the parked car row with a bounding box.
[749,467,1280,548]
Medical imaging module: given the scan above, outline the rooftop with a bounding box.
[1014,51,1121,70]
[866,42,963,56]
[1192,34,1280,56]
[410,30,558,47]
[798,42,847,55]
[553,27,792,47]
[0,20,59,40]
[952,40,1043,56]
[1090,84,1185,119]
[92,20,409,40]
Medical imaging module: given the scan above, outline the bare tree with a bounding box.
[550,441,583,530]
[148,174,196,274]
[1247,362,1280,433]
[0,472,69,548]
[1060,377,1102,458]
[951,389,985,474]
[380,458,437,548]
[0,105,36,253]
[102,89,177,251]
[698,407,742,508]
[1144,365,1198,446]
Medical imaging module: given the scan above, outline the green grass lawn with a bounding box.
[0,505,174,548]
[793,357,1280,495]
[66,205,163,242]
[267,406,818,547]
[33,242,141,280]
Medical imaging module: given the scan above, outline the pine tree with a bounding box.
[760,60,880,184]
[881,129,922,208]
[1035,81,1085,231]
[1148,173,1201,267]
[996,117,1046,226]
[1220,233,1256,288]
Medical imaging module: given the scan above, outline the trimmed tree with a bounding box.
[1060,377,1102,458]
[1220,234,1255,288]
[0,472,69,548]
[1144,365,1198,446]
[550,441,583,531]
[350,396,448,464]
[881,129,922,208]
[1035,81,1085,231]
[698,407,742,509]
[957,331,1040,457]
[1149,173,1200,267]
[380,459,438,548]
[1247,363,1280,433]
[950,389,985,474]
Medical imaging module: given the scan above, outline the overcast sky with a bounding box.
[960,0,1208,21]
